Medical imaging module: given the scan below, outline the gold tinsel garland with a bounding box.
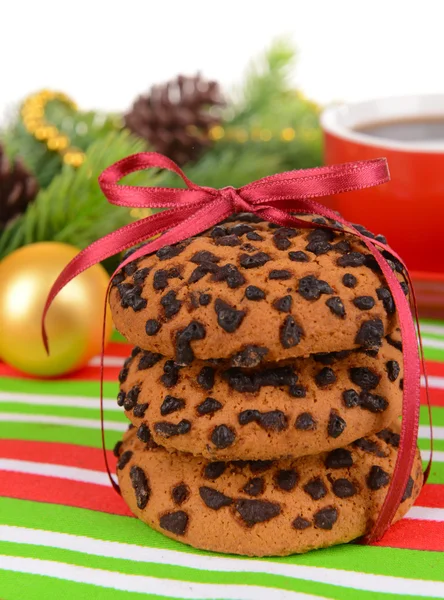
[21,90,86,168]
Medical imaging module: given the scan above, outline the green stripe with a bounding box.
[420,405,444,426]
[0,376,118,398]
[418,437,444,452]
[0,571,172,600]
[0,423,121,449]
[1,499,443,581]
[424,460,444,483]
[423,346,444,362]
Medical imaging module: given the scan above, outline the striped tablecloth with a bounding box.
[0,320,443,600]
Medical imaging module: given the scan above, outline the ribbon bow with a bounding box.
[42,152,430,544]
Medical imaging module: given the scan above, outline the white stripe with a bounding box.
[0,555,320,600]
[421,449,444,462]
[419,425,444,441]
[0,459,116,486]
[88,356,125,368]
[421,375,444,390]
[0,528,443,598]
[0,392,119,410]
[405,506,444,522]
[422,337,444,351]
[0,413,127,431]
[420,323,444,337]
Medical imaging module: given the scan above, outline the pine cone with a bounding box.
[0,144,39,229]
[124,74,224,165]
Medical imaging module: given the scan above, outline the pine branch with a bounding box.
[0,131,151,259]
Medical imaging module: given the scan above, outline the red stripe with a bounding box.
[0,440,116,472]
[0,471,132,517]
[416,483,444,508]
[0,363,121,382]
[422,360,444,377]
[375,518,444,552]
[421,387,444,407]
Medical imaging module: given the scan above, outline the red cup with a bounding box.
[321,95,444,275]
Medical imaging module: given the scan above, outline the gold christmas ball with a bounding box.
[0,242,113,377]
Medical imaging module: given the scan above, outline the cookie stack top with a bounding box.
[109,214,405,366]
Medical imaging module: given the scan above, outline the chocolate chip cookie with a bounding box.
[116,421,422,556]
[117,336,403,460]
[109,215,407,364]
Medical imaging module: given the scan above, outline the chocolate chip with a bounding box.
[280,315,304,348]
[273,295,292,313]
[212,264,246,289]
[259,411,288,432]
[342,389,360,408]
[153,270,170,291]
[353,296,375,311]
[342,273,357,288]
[235,499,281,526]
[376,428,400,447]
[376,233,387,244]
[175,321,206,365]
[275,469,298,491]
[211,425,236,448]
[275,227,298,238]
[400,281,409,296]
[133,267,150,284]
[353,438,386,457]
[355,319,384,349]
[298,275,333,300]
[189,262,219,283]
[197,366,215,390]
[292,516,311,530]
[247,231,264,241]
[118,366,129,384]
[326,296,346,318]
[239,252,271,269]
[313,507,338,530]
[238,409,260,426]
[215,234,241,246]
[350,367,381,390]
[154,420,191,438]
[156,243,187,261]
[124,385,140,411]
[313,350,350,365]
[315,367,337,388]
[337,252,366,267]
[360,392,388,413]
[367,465,390,490]
[172,483,190,506]
[197,397,222,416]
[402,476,414,502]
[303,477,327,500]
[117,450,133,470]
[353,223,376,239]
[130,465,150,509]
[334,240,351,254]
[145,319,161,336]
[295,412,316,430]
[328,410,346,438]
[160,395,185,416]
[289,385,307,398]
[159,511,188,535]
[199,486,233,509]
[377,287,395,315]
[332,478,357,498]
[191,250,221,264]
[117,283,147,311]
[133,403,148,418]
[160,290,182,318]
[161,360,181,388]
[204,461,226,480]
[308,227,334,242]
[137,423,151,443]
[117,391,126,407]
[245,285,266,300]
[243,478,264,496]
[214,299,245,333]
[249,460,274,473]
[385,360,400,382]
[112,272,125,286]
[386,335,403,352]
[325,449,353,469]
[138,351,162,370]
[306,239,332,255]
[230,223,255,236]
[269,269,292,280]
[211,225,228,238]
[289,251,309,262]
[231,345,268,368]
[123,261,138,277]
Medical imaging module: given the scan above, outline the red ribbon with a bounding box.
[42,152,430,544]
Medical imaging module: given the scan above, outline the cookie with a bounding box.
[118,337,403,460]
[116,421,422,556]
[109,215,407,364]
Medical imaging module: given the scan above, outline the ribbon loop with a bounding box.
[42,152,429,546]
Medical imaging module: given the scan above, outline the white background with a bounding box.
[1,0,443,122]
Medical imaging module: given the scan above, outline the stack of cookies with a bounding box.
[110,214,423,556]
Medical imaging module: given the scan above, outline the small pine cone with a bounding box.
[124,74,224,165]
[0,144,39,229]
